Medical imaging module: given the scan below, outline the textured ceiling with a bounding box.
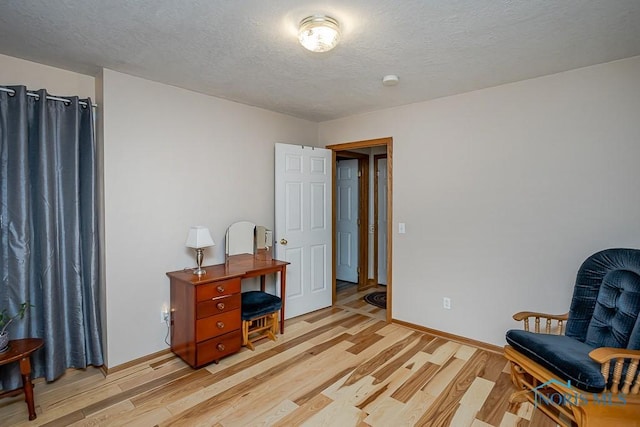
[1,0,639,122]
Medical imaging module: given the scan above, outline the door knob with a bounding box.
[280,238,288,245]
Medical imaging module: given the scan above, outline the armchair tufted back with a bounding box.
[565,248,640,350]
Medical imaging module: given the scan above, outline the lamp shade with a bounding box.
[185,226,215,249]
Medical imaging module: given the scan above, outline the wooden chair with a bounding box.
[504,248,640,427]
[241,291,282,351]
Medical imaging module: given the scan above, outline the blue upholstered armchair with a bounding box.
[504,248,640,427]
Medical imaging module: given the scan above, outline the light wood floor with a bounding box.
[0,285,557,427]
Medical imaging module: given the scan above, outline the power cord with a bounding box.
[164,314,171,347]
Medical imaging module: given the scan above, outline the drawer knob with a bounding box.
[217,321,225,329]
[217,343,225,351]
[216,302,225,310]
[217,286,225,293]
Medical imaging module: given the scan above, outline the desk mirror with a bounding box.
[225,221,256,256]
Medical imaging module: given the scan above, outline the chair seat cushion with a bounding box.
[241,291,282,321]
[506,330,605,393]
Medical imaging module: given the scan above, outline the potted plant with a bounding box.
[0,302,32,353]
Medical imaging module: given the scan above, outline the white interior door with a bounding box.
[377,158,388,285]
[275,143,332,319]
[336,159,359,283]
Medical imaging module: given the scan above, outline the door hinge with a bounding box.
[358,170,361,178]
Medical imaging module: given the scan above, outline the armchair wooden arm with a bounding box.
[512,311,569,335]
[589,347,640,395]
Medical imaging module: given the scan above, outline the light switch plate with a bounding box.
[398,222,406,234]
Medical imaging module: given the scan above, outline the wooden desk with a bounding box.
[0,338,44,420]
[166,254,289,368]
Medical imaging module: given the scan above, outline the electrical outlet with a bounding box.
[161,307,169,323]
[443,297,451,310]
[398,222,406,234]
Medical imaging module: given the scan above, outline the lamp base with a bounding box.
[193,248,206,275]
[193,267,206,276]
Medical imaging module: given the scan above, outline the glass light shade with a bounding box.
[185,226,215,248]
[298,15,340,53]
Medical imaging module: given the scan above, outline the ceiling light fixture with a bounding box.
[298,15,341,53]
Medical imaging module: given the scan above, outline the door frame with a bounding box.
[327,137,393,323]
[335,151,369,291]
[373,153,387,287]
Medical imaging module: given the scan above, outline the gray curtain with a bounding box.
[0,86,103,389]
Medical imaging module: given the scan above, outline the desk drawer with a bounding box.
[196,278,241,302]
[196,293,240,319]
[196,330,241,366]
[196,309,241,342]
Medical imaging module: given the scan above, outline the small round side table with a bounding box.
[0,338,44,420]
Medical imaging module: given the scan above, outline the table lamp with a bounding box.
[185,226,215,275]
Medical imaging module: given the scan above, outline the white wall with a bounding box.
[101,69,318,367]
[319,56,640,346]
[0,53,95,99]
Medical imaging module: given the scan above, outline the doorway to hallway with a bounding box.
[328,137,393,323]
